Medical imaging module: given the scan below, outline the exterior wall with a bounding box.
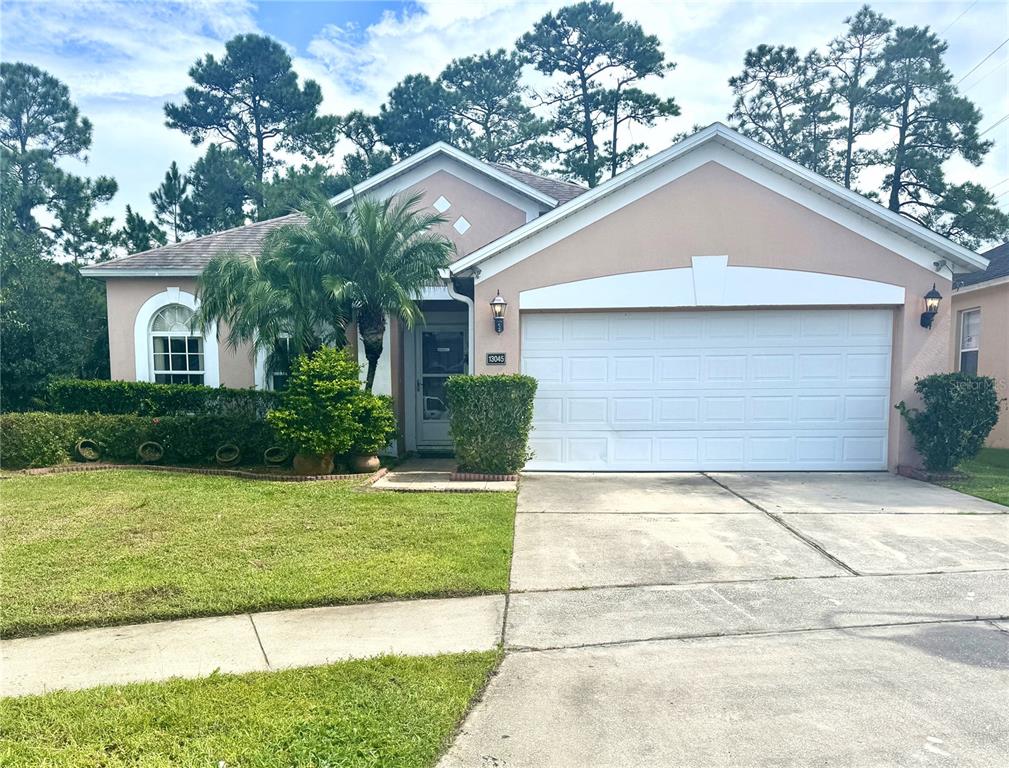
[952,282,1009,449]
[397,168,529,259]
[472,161,955,471]
[104,277,255,388]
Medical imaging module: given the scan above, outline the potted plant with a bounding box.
[349,394,397,472]
[75,438,102,462]
[267,348,368,475]
[215,443,241,466]
[137,441,164,463]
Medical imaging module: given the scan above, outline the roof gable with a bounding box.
[955,242,1009,290]
[450,123,987,280]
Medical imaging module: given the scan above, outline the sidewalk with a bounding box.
[372,457,517,492]
[0,594,505,697]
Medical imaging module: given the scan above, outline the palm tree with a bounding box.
[195,194,453,391]
[317,193,455,391]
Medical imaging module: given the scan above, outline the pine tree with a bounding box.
[119,205,167,253]
[150,161,190,242]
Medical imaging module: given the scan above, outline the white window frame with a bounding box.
[150,305,207,385]
[134,288,220,386]
[958,308,981,374]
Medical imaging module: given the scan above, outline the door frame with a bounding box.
[403,316,469,452]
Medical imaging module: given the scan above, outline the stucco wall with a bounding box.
[104,277,255,388]
[399,168,528,259]
[952,282,1009,449]
[472,161,955,470]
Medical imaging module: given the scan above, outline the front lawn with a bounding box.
[0,651,498,768]
[950,447,1009,506]
[0,470,515,638]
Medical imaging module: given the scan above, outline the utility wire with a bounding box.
[941,0,978,34]
[962,59,1006,93]
[990,177,1009,190]
[979,113,1009,136]
[957,37,1009,85]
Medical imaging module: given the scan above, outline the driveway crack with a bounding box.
[702,473,860,576]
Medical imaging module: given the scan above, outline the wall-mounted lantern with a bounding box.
[490,291,508,334]
[919,283,943,329]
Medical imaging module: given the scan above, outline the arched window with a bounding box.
[150,304,204,385]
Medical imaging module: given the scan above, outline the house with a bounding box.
[952,241,1009,449]
[82,123,990,473]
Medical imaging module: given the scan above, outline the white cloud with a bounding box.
[3,0,1006,229]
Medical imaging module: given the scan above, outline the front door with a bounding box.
[415,327,468,448]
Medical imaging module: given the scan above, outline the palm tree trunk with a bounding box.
[358,310,386,393]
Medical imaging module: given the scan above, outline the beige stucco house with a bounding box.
[951,242,1009,449]
[83,123,992,473]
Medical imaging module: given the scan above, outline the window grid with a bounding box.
[151,305,205,385]
[959,309,981,376]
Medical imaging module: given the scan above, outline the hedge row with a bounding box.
[446,374,537,475]
[46,378,279,418]
[0,412,286,470]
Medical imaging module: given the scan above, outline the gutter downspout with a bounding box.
[442,269,475,375]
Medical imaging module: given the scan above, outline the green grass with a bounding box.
[0,651,499,768]
[0,470,515,638]
[950,448,1009,506]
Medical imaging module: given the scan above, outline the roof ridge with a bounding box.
[490,162,587,190]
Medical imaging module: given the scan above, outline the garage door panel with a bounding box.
[522,309,892,471]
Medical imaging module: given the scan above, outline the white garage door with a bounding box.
[521,309,892,471]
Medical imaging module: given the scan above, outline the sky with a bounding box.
[2,0,1007,239]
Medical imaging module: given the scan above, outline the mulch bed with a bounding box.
[10,463,388,484]
[897,465,968,483]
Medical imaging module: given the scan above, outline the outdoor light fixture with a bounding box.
[490,291,508,334]
[920,283,943,329]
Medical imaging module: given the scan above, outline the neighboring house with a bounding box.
[83,123,990,473]
[952,242,1009,449]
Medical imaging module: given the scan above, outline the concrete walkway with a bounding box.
[0,595,504,697]
[372,457,517,492]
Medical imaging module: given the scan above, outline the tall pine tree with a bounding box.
[150,161,190,242]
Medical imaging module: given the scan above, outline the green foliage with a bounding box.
[117,204,166,253]
[0,249,110,410]
[378,74,457,159]
[351,394,398,456]
[518,0,677,186]
[150,160,190,242]
[46,378,278,417]
[164,33,332,217]
[0,411,281,469]
[446,375,537,474]
[438,49,554,167]
[0,61,118,264]
[258,163,348,220]
[180,144,252,236]
[267,348,374,457]
[0,652,500,767]
[895,373,1001,472]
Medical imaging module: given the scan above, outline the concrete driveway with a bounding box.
[440,472,1009,768]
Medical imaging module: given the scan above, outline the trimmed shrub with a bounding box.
[0,412,285,470]
[446,374,537,475]
[267,348,395,459]
[895,373,1001,472]
[46,378,278,418]
[0,413,78,469]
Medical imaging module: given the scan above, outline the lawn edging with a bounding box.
[9,462,389,484]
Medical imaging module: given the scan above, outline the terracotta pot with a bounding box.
[292,452,334,475]
[351,455,381,473]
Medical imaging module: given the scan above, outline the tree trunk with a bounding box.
[358,311,386,393]
[888,87,911,213]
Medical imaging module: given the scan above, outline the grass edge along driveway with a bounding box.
[0,651,501,768]
[1,470,515,638]
[950,447,1009,506]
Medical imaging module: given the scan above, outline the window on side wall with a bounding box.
[150,304,205,385]
[959,308,981,375]
[270,335,293,391]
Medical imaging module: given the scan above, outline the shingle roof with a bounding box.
[954,242,1009,289]
[84,214,305,274]
[490,163,587,204]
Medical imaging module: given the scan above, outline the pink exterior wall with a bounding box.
[473,161,955,470]
[952,282,1009,449]
[398,169,528,259]
[104,277,255,388]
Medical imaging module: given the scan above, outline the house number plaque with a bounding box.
[486,353,507,365]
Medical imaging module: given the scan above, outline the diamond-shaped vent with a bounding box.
[433,196,451,213]
[453,216,471,235]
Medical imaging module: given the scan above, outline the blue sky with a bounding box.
[2,0,1006,238]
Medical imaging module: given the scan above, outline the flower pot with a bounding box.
[137,441,164,464]
[351,454,381,473]
[215,443,241,467]
[263,446,289,466]
[75,438,101,462]
[292,452,334,475]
